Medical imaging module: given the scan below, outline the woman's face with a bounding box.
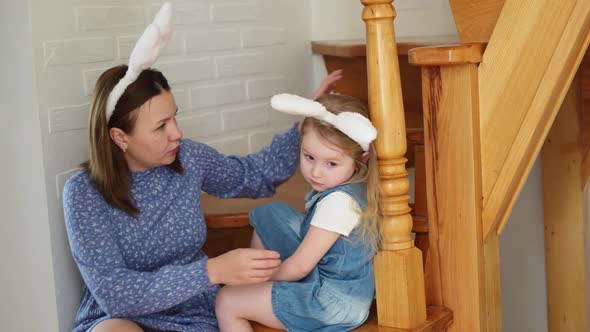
[124,90,183,171]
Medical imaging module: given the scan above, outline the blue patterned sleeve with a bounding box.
[63,174,213,317]
[198,124,300,198]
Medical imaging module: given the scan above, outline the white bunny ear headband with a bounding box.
[271,94,377,151]
[105,2,173,122]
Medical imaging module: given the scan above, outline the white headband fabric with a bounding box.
[105,2,173,122]
[270,94,377,151]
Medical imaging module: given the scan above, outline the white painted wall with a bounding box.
[0,0,59,331]
[499,158,548,332]
[585,188,590,324]
[310,0,457,41]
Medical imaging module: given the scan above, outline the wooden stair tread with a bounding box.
[252,306,452,332]
[206,209,428,233]
[406,128,424,145]
[311,36,460,57]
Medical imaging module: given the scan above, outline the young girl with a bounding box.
[216,93,381,332]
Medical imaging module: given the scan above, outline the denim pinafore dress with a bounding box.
[249,183,376,332]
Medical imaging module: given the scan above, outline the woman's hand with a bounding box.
[206,248,281,285]
[311,69,343,100]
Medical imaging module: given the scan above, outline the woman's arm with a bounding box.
[64,175,212,317]
[198,124,300,199]
[311,69,343,100]
[64,174,280,317]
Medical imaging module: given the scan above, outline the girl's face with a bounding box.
[123,90,183,171]
[300,128,356,192]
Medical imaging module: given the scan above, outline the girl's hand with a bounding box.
[207,248,281,285]
[311,69,343,100]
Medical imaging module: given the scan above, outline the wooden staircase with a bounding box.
[201,8,459,332]
[202,0,590,331]
[202,33,455,328]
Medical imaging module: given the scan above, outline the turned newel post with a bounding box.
[361,0,427,328]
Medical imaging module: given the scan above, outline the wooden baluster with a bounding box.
[361,0,427,328]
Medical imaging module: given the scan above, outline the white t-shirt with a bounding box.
[309,191,361,236]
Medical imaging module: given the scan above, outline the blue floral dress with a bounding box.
[63,126,300,332]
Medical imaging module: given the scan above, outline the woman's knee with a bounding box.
[92,319,144,332]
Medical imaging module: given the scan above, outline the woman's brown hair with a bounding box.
[82,65,182,217]
[302,94,381,252]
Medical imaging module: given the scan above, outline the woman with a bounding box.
[63,4,343,329]
[63,64,305,331]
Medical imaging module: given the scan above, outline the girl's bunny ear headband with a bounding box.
[271,94,377,151]
[105,2,173,122]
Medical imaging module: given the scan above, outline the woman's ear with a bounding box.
[362,151,370,163]
[109,127,129,152]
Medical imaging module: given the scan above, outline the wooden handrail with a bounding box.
[479,0,590,239]
[311,35,459,58]
[448,0,505,43]
[205,209,429,233]
[408,44,485,66]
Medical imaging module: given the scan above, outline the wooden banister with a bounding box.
[362,0,426,328]
[407,44,485,66]
[479,0,590,240]
[311,36,460,57]
[448,0,505,43]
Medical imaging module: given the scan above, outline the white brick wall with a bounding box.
[222,103,269,132]
[211,2,264,23]
[186,29,240,53]
[28,1,314,330]
[178,112,222,139]
[247,76,287,100]
[205,135,250,156]
[75,6,145,31]
[242,27,286,48]
[158,58,214,84]
[43,37,115,65]
[215,53,266,78]
[190,81,245,109]
[48,103,90,133]
[119,33,184,58]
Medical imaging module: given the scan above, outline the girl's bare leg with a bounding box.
[216,282,284,332]
[250,231,265,249]
[92,319,144,332]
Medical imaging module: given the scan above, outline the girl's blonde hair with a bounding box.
[302,94,381,252]
[82,65,182,217]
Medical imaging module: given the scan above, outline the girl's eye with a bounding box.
[305,154,314,161]
[328,161,338,167]
[157,123,166,130]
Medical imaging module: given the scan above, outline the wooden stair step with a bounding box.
[311,36,459,57]
[252,305,452,332]
[205,209,428,233]
[203,209,428,258]
[406,128,424,145]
